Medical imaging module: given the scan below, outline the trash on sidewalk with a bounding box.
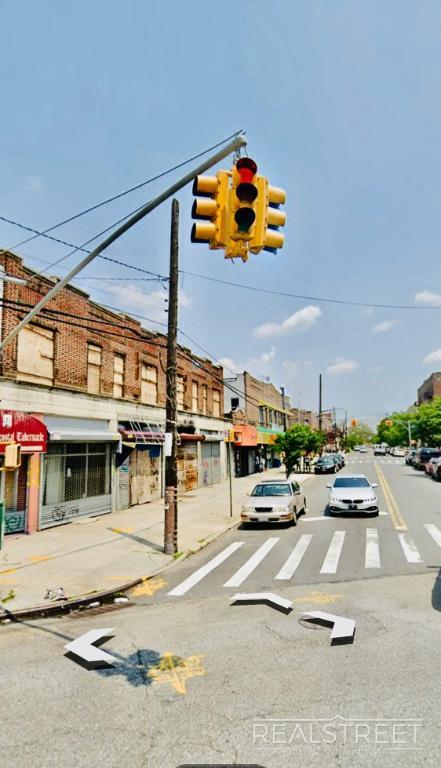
[44,587,67,601]
[114,596,129,604]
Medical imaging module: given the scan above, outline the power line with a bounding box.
[2,130,244,254]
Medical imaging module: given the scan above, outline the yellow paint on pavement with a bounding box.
[29,555,53,563]
[0,576,18,584]
[375,465,407,531]
[130,577,167,597]
[148,652,206,694]
[293,591,342,605]
[110,527,134,534]
[0,568,17,576]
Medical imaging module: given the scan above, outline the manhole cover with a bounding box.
[298,617,327,630]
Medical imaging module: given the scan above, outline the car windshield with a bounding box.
[251,484,292,497]
[333,477,370,488]
[318,457,334,463]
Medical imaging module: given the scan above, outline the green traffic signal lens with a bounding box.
[235,208,256,233]
[236,182,258,204]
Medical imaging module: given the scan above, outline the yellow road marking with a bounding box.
[375,465,407,531]
[293,591,343,605]
[130,577,167,597]
[0,576,18,584]
[29,555,53,563]
[110,527,134,534]
[0,568,17,576]
[148,652,206,694]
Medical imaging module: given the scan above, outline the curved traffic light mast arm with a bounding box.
[0,132,247,354]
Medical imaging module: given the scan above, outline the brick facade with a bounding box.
[417,372,441,405]
[0,252,224,415]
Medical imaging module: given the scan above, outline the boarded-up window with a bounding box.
[17,326,54,386]
[141,364,158,404]
[213,390,221,417]
[202,385,208,415]
[87,344,101,394]
[192,382,198,412]
[113,354,125,398]
[177,375,185,409]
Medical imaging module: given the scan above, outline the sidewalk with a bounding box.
[0,468,313,616]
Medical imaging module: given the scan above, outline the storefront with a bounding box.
[117,423,165,509]
[40,417,120,528]
[200,439,221,486]
[257,428,282,468]
[177,433,203,492]
[232,424,258,477]
[0,410,47,535]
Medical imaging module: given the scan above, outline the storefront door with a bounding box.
[4,456,28,534]
[201,442,221,486]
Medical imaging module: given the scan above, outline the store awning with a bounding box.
[179,433,205,442]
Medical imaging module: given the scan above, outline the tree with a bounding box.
[413,398,441,446]
[275,425,326,477]
[376,412,416,447]
[343,422,375,451]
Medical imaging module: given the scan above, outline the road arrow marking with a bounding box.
[230,592,293,614]
[301,611,355,644]
[64,628,118,668]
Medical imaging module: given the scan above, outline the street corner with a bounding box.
[129,576,168,599]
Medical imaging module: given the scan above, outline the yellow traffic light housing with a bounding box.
[191,171,229,248]
[229,158,259,241]
[249,180,287,254]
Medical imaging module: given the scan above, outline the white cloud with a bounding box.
[250,346,276,367]
[218,356,244,374]
[327,357,358,375]
[25,175,46,192]
[423,349,441,364]
[415,291,441,307]
[371,320,397,334]
[361,306,375,316]
[219,347,276,376]
[253,305,322,338]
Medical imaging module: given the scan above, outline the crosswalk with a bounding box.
[167,524,441,597]
[345,458,404,465]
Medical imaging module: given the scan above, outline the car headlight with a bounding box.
[330,497,339,503]
[274,506,290,513]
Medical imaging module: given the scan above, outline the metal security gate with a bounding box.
[201,442,221,486]
[117,455,130,510]
[40,443,112,528]
[3,457,28,534]
[177,441,198,492]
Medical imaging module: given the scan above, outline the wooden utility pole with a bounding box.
[164,199,179,555]
[318,373,323,431]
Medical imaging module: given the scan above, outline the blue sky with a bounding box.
[2,0,441,426]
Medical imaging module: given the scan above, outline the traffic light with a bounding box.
[351,419,358,427]
[249,178,287,254]
[385,419,393,427]
[191,170,229,249]
[230,158,259,241]
[4,443,21,469]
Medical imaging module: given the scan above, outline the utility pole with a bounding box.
[318,374,323,431]
[164,199,179,555]
[280,386,287,431]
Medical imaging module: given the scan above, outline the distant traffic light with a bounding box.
[191,171,229,249]
[385,419,393,427]
[351,419,358,427]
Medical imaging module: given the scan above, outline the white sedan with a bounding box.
[326,474,379,516]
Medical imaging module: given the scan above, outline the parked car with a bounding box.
[326,474,379,516]
[434,460,441,482]
[391,447,406,457]
[374,445,387,456]
[241,479,306,526]
[335,452,346,468]
[359,446,369,453]
[427,456,441,478]
[413,447,441,471]
[405,449,416,465]
[314,455,340,474]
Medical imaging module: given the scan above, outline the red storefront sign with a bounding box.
[0,411,48,453]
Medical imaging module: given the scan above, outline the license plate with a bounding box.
[349,505,357,510]
[259,517,269,522]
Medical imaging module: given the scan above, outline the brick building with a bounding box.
[223,371,293,476]
[417,373,441,405]
[0,252,229,535]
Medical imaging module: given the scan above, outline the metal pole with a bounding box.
[280,386,287,431]
[0,133,247,355]
[164,199,179,555]
[227,442,233,517]
[318,374,323,431]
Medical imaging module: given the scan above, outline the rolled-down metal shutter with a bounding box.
[200,442,221,486]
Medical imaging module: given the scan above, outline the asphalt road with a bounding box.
[1,452,441,768]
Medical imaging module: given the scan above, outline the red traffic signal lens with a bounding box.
[236,157,257,183]
[235,207,256,233]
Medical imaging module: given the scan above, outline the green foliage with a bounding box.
[375,399,441,447]
[343,423,375,450]
[414,398,441,446]
[275,425,326,477]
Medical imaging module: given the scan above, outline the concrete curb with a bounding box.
[0,474,316,622]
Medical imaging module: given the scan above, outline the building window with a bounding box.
[231,397,240,411]
[42,443,111,504]
[259,406,265,426]
[16,325,54,386]
[87,344,101,394]
[202,385,208,415]
[192,382,199,412]
[212,390,221,418]
[113,354,125,398]
[141,364,158,404]
[177,375,185,409]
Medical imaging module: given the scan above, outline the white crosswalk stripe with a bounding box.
[223,537,279,588]
[398,532,423,563]
[365,528,381,568]
[275,534,314,580]
[167,542,244,596]
[320,531,346,574]
[424,523,441,549]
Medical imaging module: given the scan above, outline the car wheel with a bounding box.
[303,498,307,514]
[292,508,297,526]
